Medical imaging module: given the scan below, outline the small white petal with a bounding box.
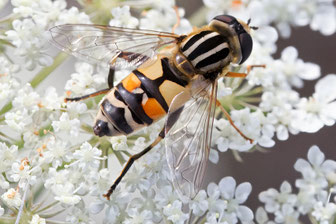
[235,182,252,203]
[237,205,254,221]
[280,181,292,193]
[307,145,325,167]
[315,74,336,102]
[219,176,236,199]
[89,201,105,214]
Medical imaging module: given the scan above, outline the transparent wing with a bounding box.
[165,77,218,198]
[49,24,180,69]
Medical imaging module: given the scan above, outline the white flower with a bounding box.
[124,208,154,224]
[276,46,320,88]
[56,6,91,25]
[293,74,336,133]
[163,200,189,224]
[65,206,95,224]
[1,188,22,208]
[0,65,20,102]
[274,204,300,224]
[52,112,80,138]
[65,62,106,96]
[218,176,253,223]
[44,168,70,190]
[312,201,336,224]
[259,181,297,214]
[154,182,181,209]
[140,7,192,34]
[109,6,139,28]
[66,101,88,118]
[12,84,40,112]
[294,145,336,194]
[260,89,300,140]
[310,4,336,35]
[0,143,18,173]
[110,135,128,151]
[8,158,39,188]
[43,137,72,168]
[40,87,62,110]
[255,207,274,224]
[6,19,53,70]
[53,182,81,205]
[191,190,209,216]
[29,214,46,224]
[71,142,103,171]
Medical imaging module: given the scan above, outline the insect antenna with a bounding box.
[246,18,258,30]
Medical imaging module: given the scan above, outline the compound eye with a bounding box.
[239,32,253,64]
[213,15,237,24]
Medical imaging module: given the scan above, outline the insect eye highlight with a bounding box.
[213,15,237,25]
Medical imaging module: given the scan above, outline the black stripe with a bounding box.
[195,47,229,69]
[116,84,153,125]
[160,58,188,87]
[181,31,213,52]
[187,35,227,61]
[114,90,144,125]
[101,99,133,134]
[133,70,169,112]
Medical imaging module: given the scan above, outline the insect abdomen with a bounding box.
[94,56,188,137]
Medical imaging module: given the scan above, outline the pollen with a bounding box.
[231,0,242,7]
[66,90,72,97]
[19,158,29,170]
[37,102,44,108]
[7,190,16,199]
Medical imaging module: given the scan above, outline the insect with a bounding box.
[49,14,257,200]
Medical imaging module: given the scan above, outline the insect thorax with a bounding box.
[179,29,232,75]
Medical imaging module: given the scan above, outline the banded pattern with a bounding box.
[95,56,188,136]
[181,30,230,72]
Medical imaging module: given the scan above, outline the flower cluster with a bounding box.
[256,145,336,224]
[204,0,336,37]
[0,0,335,223]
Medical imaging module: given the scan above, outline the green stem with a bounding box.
[0,216,15,224]
[0,102,12,116]
[30,52,68,88]
[35,201,59,213]
[114,151,126,164]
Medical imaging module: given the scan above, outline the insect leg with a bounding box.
[226,64,266,78]
[215,99,253,144]
[226,72,248,78]
[107,67,115,89]
[65,88,110,102]
[172,6,180,33]
[103,128,166,200]
[246,64,266,74]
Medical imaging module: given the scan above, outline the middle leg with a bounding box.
[103,128,165,200]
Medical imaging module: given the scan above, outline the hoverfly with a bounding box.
[49,14,257,200]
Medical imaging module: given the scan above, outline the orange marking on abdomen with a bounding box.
[122,73,141,92]
[142,98,166,120]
